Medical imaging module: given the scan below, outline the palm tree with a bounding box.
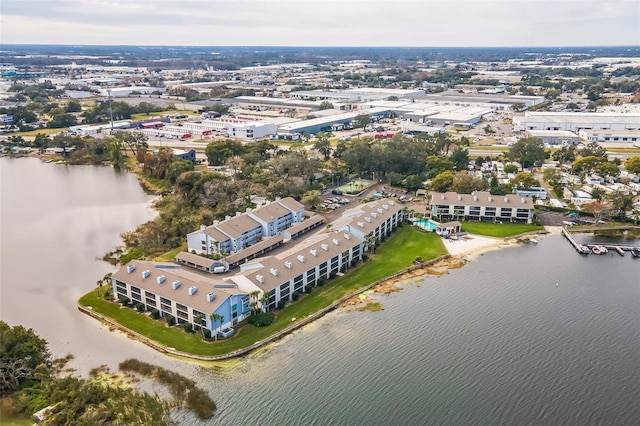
[210,313,223,341]
[194,314,205,338]
[260,294,269,312]
[249,291,260,314]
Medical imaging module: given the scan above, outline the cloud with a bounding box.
[1,0,638,46]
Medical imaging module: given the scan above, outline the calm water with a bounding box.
[2,157,640,425]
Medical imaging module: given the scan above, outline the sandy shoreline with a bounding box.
[342,230,549,306]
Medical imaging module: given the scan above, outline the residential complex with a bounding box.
[112,199,405,337]
[430,191,534,223]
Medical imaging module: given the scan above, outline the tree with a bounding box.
[510,172,539,189]
[572,156,607,175]
[0,321,51,393]
[65,100,82,113]
[504,164,519,174]
[401,174,424,190]
[543,168,563,195]
[590,187,605,201]
[425,154,454,178]
[552,145,577,164]
[585,200,612,223]
[114,131,148,156]
[507,137,546,169]
[450,171,489,194]
[107,138,124,169]
[608,191,635,220]
[314,132,333,160]
[624,156,640,175]
[580,142,608,159]
[210,313,223,340]
[319,101,334,110]
[594,161,620,178]
[205,139,245,166]
[430,170,455,192]
[450,148,469,171]
[354,114,372,130]
[301,190,323,209]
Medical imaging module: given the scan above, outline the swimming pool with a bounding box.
[412,218,438,231]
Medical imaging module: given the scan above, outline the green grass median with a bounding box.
[78,226,446,357]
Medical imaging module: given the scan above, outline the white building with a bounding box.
[577,129,640,144]
[430,191,534,223]
[513,112,640,132]
[187,197,305,256]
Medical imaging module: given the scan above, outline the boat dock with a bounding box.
[563,226,640,256]
[562,227,591,254]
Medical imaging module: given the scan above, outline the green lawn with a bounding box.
[155,245,186,262]
[460,221,543,238]
[14,128,66,137]
[78,226,446,357]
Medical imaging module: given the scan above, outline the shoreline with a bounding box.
[343,230,551,305]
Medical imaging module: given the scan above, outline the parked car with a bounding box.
[331,189,343,195]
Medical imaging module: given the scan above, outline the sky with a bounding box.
[1,0,639,47]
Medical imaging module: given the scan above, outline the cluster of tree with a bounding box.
[1,321,194,425]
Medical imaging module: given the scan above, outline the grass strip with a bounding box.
[79,226,446,356]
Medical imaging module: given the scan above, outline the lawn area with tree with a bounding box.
[78,226,446,357]
[460,221,543,237]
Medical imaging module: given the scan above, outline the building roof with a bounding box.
[113,261,247,314]
[335,199,404,236]
[215,214,261,239]
[276,197,304,213]
[225,235,284,265]
[284,215,325,235]
[430,191,534,209]
[175,252,217,269]
[249,202,291,223]
[238,232,363,292]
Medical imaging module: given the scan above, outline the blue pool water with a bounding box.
[412,218,438,231]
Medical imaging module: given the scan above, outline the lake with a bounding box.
[2,156,639,425]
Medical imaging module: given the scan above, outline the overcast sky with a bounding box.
[1,0,639,47]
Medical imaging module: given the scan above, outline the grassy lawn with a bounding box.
[461,221,543,238]
[14,128,66,137]
[78,226,446,357]
[131,110,199,120]
[155,244,186,262]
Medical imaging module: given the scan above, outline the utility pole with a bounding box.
[107,87,114,134]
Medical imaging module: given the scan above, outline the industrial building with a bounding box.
[577,129,640,144]
[276,108,390,135]
[513,112,640,132]
[525,130,580,145]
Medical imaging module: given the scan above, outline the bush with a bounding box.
[304,285,312,294]
[118,296,130,306]
[329,272,337,280]
[291,291,300,301]
[183,323,192,333]
[277,300,287,309]
[414,256,423,264]
[248,312,275,327]
[317,279,325,287]
[166,315,175,326]
[362,254,369,261]
[103,289,113,300]
[202,329,211,339]
[135,302,145,312]
[151,309,160,319]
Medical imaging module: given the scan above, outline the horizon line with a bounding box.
[2,43,639,49]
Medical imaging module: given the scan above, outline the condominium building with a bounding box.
[430,191,534,223]
[187,197,304,255]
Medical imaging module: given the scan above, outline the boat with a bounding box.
[529,238,539,244]
[591,245,607,255]
[631,248,640,258]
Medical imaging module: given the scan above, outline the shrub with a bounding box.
[166,315,175,326]
[118,296,130,306]
[329,272,337,280]
[183,323,192,333]
[340,266,346,273]
[317,279,325,287]
[304,285,312,294]
[151,309,160,319]
[291,291,300,301]
[248,312,275,327]
[362,254,369,261]
[135,302,145,312]
[103,289,113,300]
[277,300,287,309]
[351,259,359,267]
[414,256,423,264]
[202,329,211,339]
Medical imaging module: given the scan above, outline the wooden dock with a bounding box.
[562,227,590,254]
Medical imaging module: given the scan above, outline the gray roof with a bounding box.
[250,202,291,223]
[225,235,284,264]
[238,232,363,292]
[175,252,217,269]
[215,215,261,239]
[113,260,246,314]
[277,197,304,213]
[430,191,534,209]
[284,215,325,235]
